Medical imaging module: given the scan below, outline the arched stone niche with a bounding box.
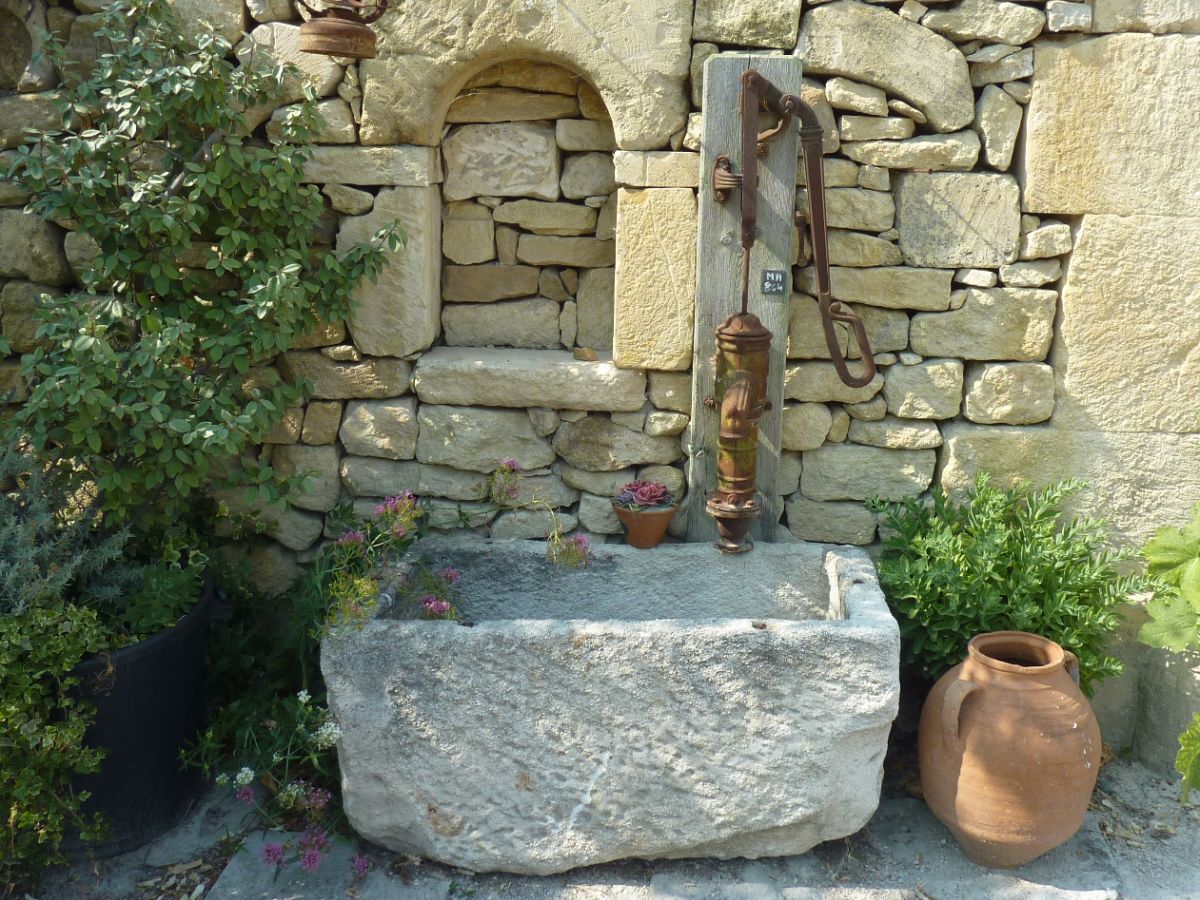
[358,0,692,150]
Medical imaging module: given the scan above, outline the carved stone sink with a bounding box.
[322,537,899,874]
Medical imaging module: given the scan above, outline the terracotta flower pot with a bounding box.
[918,631,1101,868]
[612,503,677,549]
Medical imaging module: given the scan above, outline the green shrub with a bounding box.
[1137,505,1200,799]
[869,475,1144,695]
[7,0,399,553]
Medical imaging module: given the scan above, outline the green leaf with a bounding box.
[1178,713,1200,802]
[1145,521,1200,587]
[1138,593,1200,652]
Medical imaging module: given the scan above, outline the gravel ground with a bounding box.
[31,754,1200,900]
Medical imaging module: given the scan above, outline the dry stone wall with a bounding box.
[3,0,1200,760]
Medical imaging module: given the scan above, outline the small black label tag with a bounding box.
[761,269,787,295]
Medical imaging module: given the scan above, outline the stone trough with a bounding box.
[322,537,900,875]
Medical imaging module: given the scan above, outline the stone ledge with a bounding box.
[412,347,647,411]
[613,151,700,187]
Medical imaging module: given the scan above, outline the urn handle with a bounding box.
[942,679,980,751]
[1063,649,1081,685]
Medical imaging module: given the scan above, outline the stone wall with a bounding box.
[2,0,1199,766]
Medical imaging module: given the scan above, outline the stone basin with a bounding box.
[322,537,900,875]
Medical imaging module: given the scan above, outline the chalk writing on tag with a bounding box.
[761,269,786,295]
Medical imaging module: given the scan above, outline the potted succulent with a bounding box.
[612,480,679,549]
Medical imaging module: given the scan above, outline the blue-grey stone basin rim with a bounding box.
[322,538,900,875]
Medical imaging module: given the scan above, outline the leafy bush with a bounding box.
[7,0,399,552]
[869,475,1144,695]
[1137,505,1200,799]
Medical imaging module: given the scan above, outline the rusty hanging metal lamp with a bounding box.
[705,69,876,553]
[296,0,389,59]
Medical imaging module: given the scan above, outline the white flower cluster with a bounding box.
[233,766,256,788]
[313,721,343,751]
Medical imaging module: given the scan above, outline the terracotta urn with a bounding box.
[918,631,1101,868]
[611,503,677,549]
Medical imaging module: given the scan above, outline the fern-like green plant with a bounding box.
[869,474,1145,695]
[1137,505,1200,799]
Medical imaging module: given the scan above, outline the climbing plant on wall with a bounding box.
[6,0,399,549]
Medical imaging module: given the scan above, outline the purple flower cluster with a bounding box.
[497,458,522,473]
[374,492,416,517]
[421,594,452,618]
[437,567,462,584]
[614,480,675,511]
[351,853,370,877]
[336,530,365,546]
[236,785,255,806]
[261,842,285,867]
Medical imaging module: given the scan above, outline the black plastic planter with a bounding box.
[71,578,217,856]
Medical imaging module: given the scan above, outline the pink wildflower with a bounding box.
[300,848,322,873]
[261,842,285,867]
[303,786,332,813]
[236,785,255,805]
[436,567,461,584]
[351,853,370,877]
[499,458,522,473]
[569,533,591,550]
[336,530,365,546]
[422,596,452,616]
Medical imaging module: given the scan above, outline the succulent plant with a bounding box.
[613,480,676,512]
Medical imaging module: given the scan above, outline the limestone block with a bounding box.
[796,1,975,132]
[527,408,561,438]
[825,77,888,117]
[490,509,578,539]
[782,403,834,451]
[247,0,292,23]
[556,120,617,152]
[0,93,60,150]
[517,235,614,268]
[60,13,105,82]
[895,173,1020,268]
[262,407,303,444]
[649,372,692,413]
[576,268,615,351]
[613,189,696,371]
[970,48,1033,87]
[923,0,1045,44]
[540,269,574,301]
[236,23,341,127]
[889,99,927,125]
[413,347,646,412]
[561,153,616,200]
[0,210,71,285]
[645,412,688,437]
[466,60,579,95]
[323,185,373,216]
[553,416,682,471]
[786,497,877,544]
[1046,1,1093,31]
[0,5,33,92]
[848,417,942,449]
[1092,0,1200,32]
[560,301,577,348]
[1054,214,1200,433]
[443,123,560,202]
[882,359,963,420]
[493,200,597,236]
[690,43,718,109]
[217,488,323,551]
[496,226,519,265]
[278,352,410,400]
[1024,34,1200,215]
[338,398,418,461]
[272,444,341,512]
[794,266,953,311]
[999,259,1061,288]
[974,85,1022,172]
[910,288,1056,361]
[167,0,245,43]
[441,202,494,266]
[358,0,690,149]
[613,151,700,188]
[340,457,488,501]
[638,464,686,500]
[268,98,355,144]
[596,195,617,241]
[0,177,31,209]
[337,186,440,358]
[0,281,57,353]
[955,268,998,288]
[417,405,554,474]
[963,362,1054,425]
[838,117,914,142]
[776,454,803,496]
[577,493,623,534]
[422,500,497,531]
[940,423,1200,546]
[302,146,441,186]
[324,538,898,873]
[445,88,578,124]
[841,132,980,171]
[302,401,342,446]
[849,305,910,357]
[797,187,893,232]
[785,363,884,404]
[693,0,803,47]
[825,230,902,270]
[558,465,635,496]
[442,264,540,302]
[501,474,579,510]
[442,299,561,350]
[789,294,847,360]
[801,444,936,501]
[1019,223,1073,259]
